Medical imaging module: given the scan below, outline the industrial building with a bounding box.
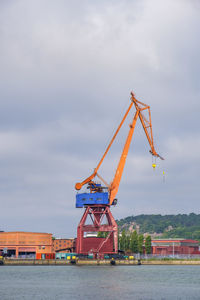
[52,238,74,253]
[0,232,53,258]
[151,239,200,256]
[1,231,199,259]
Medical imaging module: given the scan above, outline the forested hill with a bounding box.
[117,213,200,240]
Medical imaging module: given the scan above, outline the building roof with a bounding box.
[54,238,74,240]
[152,239,199,243]
[151,239,200,248]
[0,231,52,235]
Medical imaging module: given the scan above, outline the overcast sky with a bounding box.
[0,0,200,237]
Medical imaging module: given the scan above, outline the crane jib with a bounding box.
[74,91,164,257]
[75,92,164,207]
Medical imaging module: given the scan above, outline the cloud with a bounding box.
[0,0,199,236]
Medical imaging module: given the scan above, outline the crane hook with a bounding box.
[152,156,156,169]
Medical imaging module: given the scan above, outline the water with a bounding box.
[0,265,200,300]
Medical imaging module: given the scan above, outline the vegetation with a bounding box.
[117,213,200,240]
[97,232,108,238]
[145,236,152,254]
[130,231,138,253]
[119,230,151,254]
[138,234,144,254]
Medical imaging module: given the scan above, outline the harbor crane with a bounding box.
[75,92,163,257]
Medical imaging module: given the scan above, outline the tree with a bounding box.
[145,235,152,254]
[130,231,138,253]
[125,233,130,251]
[120,230,126,251]
[138,234,144,254]
[97,232,108,238]
[118,230,120,249]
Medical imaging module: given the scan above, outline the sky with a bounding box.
[0,0,200,237]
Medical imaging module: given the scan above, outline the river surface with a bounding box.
[0,265,200,300]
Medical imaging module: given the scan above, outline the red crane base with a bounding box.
[76,205,118,258]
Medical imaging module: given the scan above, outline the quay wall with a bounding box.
[2,259,200,266]
[3,259,138,265]
[141,260,200,265]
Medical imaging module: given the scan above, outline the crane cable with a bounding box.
[151,154,166,183]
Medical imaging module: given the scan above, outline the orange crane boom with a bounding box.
[109,92,163,205]
[75,92,163,205]
[75,100,134,191]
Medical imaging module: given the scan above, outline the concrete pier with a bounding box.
[2,259,138,266]
[1,259,200,266]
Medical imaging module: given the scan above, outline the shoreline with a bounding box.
[1,259,200,266]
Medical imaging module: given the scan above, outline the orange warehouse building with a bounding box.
[0,232,53,258]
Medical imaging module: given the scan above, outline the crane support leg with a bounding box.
[76,205,118,257]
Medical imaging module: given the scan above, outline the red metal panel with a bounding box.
[51,253,55,259]
[81,237,113,253]
[36,253,42,259]
[76,205,118,256]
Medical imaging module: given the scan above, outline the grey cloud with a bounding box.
[0,0,200,236]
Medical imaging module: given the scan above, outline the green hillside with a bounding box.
[117,213,200,240]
